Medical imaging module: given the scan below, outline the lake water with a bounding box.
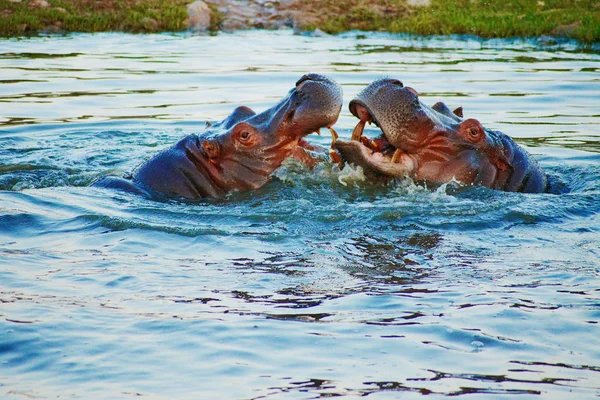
[1,30,599,399]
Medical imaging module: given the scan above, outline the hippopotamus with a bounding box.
[334,79,548,193]
[94,73,342,199]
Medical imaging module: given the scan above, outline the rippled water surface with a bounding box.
[1,31,600,399]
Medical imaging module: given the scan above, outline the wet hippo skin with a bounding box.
[94,74,343,199]
[335,78,548,193]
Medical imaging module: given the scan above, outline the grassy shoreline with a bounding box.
[0,0,599,43]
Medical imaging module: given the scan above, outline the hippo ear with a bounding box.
[453,107,463,118]
[433,102,462,122]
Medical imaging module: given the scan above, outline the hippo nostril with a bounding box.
[296,74,313,87]
[349,102,373,122]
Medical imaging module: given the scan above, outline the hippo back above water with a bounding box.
[94,74,343,199]
[335,78,548,193]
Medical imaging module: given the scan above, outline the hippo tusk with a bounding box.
[329,148,342,165]
[329,127,339,147]
[351,120,366,142]
[391,148,404,164]
[328,127,343,167]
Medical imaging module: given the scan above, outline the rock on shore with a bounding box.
[187,0,311,32]
[187,1,212,31]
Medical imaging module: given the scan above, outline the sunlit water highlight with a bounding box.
[1,31,599,399]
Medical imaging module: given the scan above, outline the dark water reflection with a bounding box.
[1,31,600,399]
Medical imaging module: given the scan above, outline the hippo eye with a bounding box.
[237,130,255,145]
[468,127,483,140]
[460,119,484,143]
[234,122,257,146]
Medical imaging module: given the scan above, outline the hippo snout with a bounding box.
[291,73,343,130]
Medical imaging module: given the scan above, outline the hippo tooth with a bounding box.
[328,127,339,148]
[351,120,366,141]
[329,148,343,166]
[391,148,403,164]
[360,135,371,147]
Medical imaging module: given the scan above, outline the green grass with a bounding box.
[292,0,600,43]
[0,0,216,34]
[392,0,600,42]
[0,0,598,42]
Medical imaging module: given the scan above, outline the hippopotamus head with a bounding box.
[195,74,342,192]
[335,78,547,193]
[132,73,343,198]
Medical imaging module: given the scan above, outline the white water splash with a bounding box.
[337,164,367,187]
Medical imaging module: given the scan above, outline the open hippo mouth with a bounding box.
[332,78,466,181]
[346,101,401,163]
[331,78,548,193]
[332,79,426,179]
